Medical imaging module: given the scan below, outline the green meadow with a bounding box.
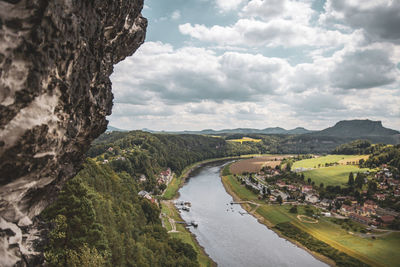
[292,155,359,169]
[302,165,371,187]
[292,155,372,187]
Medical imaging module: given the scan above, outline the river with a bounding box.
[176,162,327,267]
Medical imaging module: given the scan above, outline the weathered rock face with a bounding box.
[0,0,147,265]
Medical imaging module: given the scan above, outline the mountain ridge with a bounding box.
[128,119,398,137]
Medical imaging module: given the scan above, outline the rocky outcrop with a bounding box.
[0,0,147,265]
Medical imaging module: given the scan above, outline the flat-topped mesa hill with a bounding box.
[312,119,399,137]
[0,1,146,265]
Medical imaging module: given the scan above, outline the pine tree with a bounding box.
[348,172,354,186]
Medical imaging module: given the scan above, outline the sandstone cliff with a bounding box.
[0,0,147,265]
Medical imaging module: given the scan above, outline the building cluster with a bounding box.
[373,167,400,200]
[157,168,173,185]
[138,190,157,204]
[238,164,399,229]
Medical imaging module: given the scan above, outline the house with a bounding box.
[349,213,371,225]
[380,215,395,226]
[139,175,147,183]
[272,190,288,201]
[138,190,150,198]
[394,190,400,197]
[107,147,114,152]
[374,193,386,201]
[102,159,109,164]
[305,194,319,204]
[276,180,286,188]
[340,205,355,216]
[287,185,298,191]
[319,199,332,208]
[269,195,277,202]
[301,185,313,194]
[364,200,377,210]
[356,206,375,217]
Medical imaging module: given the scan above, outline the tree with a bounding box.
[159,183,167,192]
[367,181,377,195]
[285,161,292,172]
[355,173,364,188]
[307,178,311,184]
[348,172,354,186]
[320,183,324,189]
[289,205,298,213]
[277,195,283,205]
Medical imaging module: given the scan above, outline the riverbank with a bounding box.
[163,155,259,200]
[219,164,385,267]
[219,171,335,266]
[161,156,251,267]
[160,200,216,267]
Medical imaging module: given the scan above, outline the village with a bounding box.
[137,167,174,204]
[237,165,400,229]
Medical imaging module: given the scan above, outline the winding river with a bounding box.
[177,162,327,267]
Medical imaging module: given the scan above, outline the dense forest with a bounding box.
[42,160,198,266]
[42,131,263,266]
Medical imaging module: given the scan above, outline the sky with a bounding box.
[108,0,400,131]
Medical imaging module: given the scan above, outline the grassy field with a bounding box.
[221,171,400,267]
[227,137,262,144]
[292,155,365,169]
[302,165,372,187]
[161,201,215,267]
[292,155,372,187]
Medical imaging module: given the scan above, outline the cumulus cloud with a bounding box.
[330,48,398,89]
[215,0,245,12]
[171,10,181,20]
[111,42,290,105]
[179,19,351,48]
[241,0,314,24]
[321,0,400,43]
[109,1,400,131]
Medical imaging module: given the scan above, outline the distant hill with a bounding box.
[106,125,129,132]
[312,119,399,137]
[147,127,315,135]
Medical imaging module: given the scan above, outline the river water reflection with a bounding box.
[177,163,327,267]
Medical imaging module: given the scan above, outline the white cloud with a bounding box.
[321,0,400,43]
[171,10,181,20]
[179,19,352,48]
[241,0,314,24]
[109,1,400,131]
[215,0,245,12]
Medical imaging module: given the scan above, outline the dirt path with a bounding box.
[168,217,178,233]
[297,214,318,224]
[161,200,181,233]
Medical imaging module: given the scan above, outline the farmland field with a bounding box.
[230,155,289,174]
[227,137,262,144]
[292,155,364,169]
[302,165,372,187]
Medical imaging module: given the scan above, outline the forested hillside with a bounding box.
[42,160,198,266]
[41,131,262,266]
